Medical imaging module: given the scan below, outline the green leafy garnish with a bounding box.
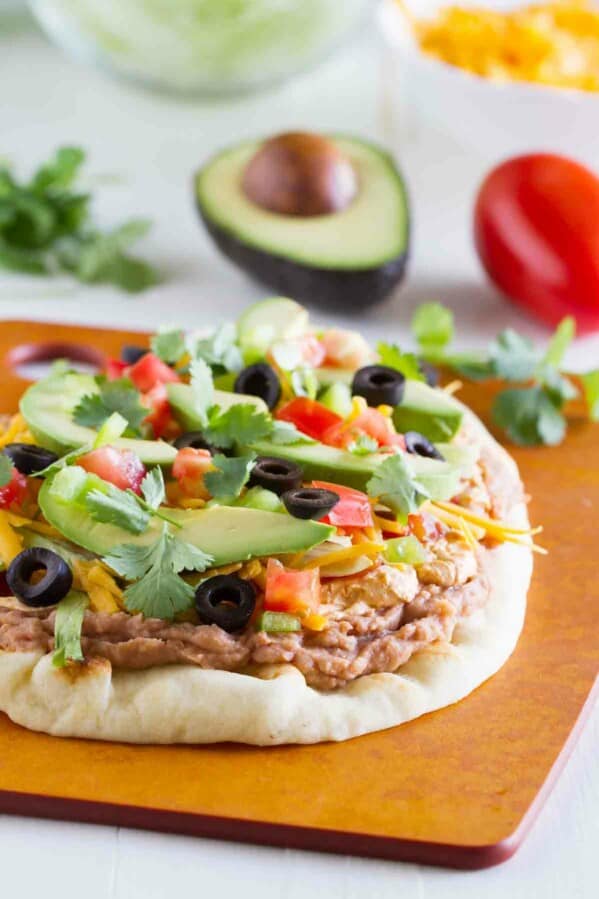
[151,327,186,364]
[73,377,146,435]
[190,358,214,428]
[53,590,89,667]
[85,485,150,534]
[348,434,379,456]
[366,454,430,520]
[204,453,255,502]
[412,302,454,359]
[192,323,243,374]
[103,523,213,620]
[492,386,566,446]
[377,342,425,382]
[581,370,599,421]
[411,303,593,446]
[0,147,159,292]
[270,421,315,445]
[0,454,14,487]
[140,467,165,510]
[205,404,273,450]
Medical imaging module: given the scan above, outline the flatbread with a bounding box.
[0,405,532,745]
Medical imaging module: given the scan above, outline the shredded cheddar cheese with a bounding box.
[74,561,123,613]
[408,0,599,93]
[0,413,35,448]
[431,501,547,553]
[302,541,385,570]
[0,510,23,566]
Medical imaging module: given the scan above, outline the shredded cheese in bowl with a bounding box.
[403,0,599,93]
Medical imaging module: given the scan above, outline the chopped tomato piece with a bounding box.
[275,397,343,442]
[264,559,320,615]
[78,446,146,494]
[127,353,180,392]
[172,447,213,497]
[298,334,326,368]
[320,328,371,370]
[105,358,128,380]
[142,382,172,439]
[313,481,374,528]
[0,466,27,510]
[322,407,405,450]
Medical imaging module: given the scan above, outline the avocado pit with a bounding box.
[242,132,358,218]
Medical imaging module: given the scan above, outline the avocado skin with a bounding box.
[199,211,409,310]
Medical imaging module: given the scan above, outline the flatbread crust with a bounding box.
[0,404,532,745]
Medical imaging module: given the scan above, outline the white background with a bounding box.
[1,7,598,897]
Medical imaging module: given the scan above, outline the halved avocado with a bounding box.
[195,134,410,310]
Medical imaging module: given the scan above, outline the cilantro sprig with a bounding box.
[366,454,430,520]
[73,377,146,435]
[411,303,598,446]
[103,523,213,620]
[204,453,255,502]
[0,146,159,292]
[85,467,180,534]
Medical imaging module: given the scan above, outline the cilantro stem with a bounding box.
[127,490,182,529]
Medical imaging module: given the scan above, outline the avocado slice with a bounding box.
[20,372,178,466]
[167,382,266,432]
[39,467,333,564]
[393,382,463,443]
[195,136,410,310]
[245,439,463,499]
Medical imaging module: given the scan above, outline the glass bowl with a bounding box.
[30,0,373,96]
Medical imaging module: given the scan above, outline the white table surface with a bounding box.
[1,9,598,898]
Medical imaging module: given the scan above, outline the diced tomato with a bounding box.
[298,335,326,368]
[105,358,128,380]
[78,446,146,494]
[320,328,372,370]
[142,382,172,439]
[127,353,180,393]
[172,447,213,497]
[0,466,27,510]
[322,407,405,451]
[264,558,320,615]
[313,481,374,528]
[275,397,343,442]
[408,513,444,542]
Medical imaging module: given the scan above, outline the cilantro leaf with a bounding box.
[348,434,379,456]
[205,404,273,450]
[73,377,146,434]
[103,524,213,620]
[377,342,425,381]
[190,358,214,428]
[204,453,255,502]
[31,147,86,193]
[141,467,165,510]
[366,454,430,520]
[270,420,315,445]
[542,317,576,369]
[492,386,566,446]
[0,454,13,487]
[85,486,150,534]
[412,303,454,358]
[541,368,578,406]
[192,323,243,374]
[52,590,89,667]
[151,327,186,364]
[489,329,538,382]
[581,370,599,421]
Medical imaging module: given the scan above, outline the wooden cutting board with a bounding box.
[0,320,596,870]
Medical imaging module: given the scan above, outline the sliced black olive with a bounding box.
[419,360,440,387]
[404,431,445,460]
[121,345,148,365]
[234,363,281,410]
[351,365,405,407]
[282,487,339,520]
[6,548,73,608]
[174,431,216,453]
[248,456,303,496]
[195,574,256,632]
[3,443,58,476]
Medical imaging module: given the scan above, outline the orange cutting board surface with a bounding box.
[0,320,597,870]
